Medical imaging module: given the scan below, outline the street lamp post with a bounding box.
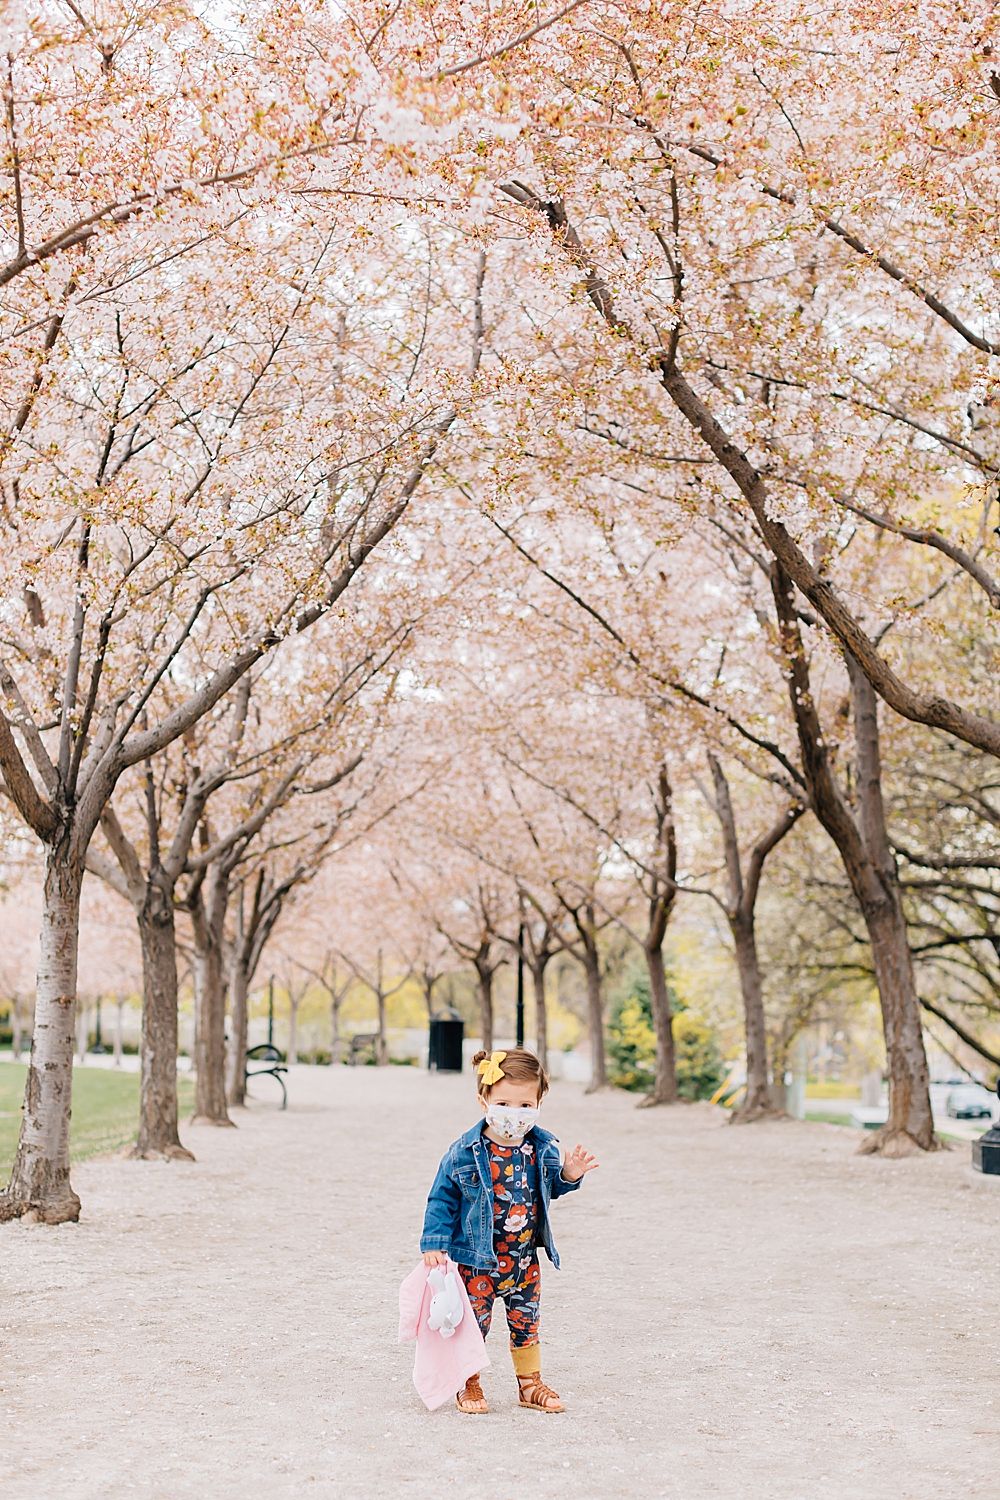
[91,994,108,1055]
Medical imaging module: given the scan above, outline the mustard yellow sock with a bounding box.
[510,1344,541,1377]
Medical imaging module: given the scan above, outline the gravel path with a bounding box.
[1,1065,997,1499]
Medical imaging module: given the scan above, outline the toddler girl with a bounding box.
[421,1047,598,1414]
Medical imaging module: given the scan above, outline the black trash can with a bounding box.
[429,1009,464,1073]
[973,1075,1000,1174]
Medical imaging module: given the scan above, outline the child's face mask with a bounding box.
[485,1102,540,1140]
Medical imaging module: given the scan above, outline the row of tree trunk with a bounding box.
[472,595,938,1154]
[7,611,938,1212]
[601,569,937,1154]
[628,574,937,1155]
[506,187,940,1153]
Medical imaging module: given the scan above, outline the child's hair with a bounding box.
[472,1047,550,1101]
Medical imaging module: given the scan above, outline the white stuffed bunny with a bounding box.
[426,1268,465,1339]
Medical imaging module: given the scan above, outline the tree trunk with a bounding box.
[530,962,548,1072]
[227,954,250,1106]
[580,921,607,1092]
[708,753,804,1122]
[770,1029,792,1082]
[638,764,680,1107]
[708,755,775,1122]
[375,987,388,1065]
[190,869,234,1127]
[641,941,678,1106]
[227,876,283,1103]
[288,1000,300,1067]
[11,994,21,1060]
[113,998,124,1066]
[847,658,935,1154]
[0,848,83,1223]
[772,566,936,1155]
[730,915,772,1119]
[133,879,193,1159]
[331,994,342,1063]
[840,833,936,1150]
[475,962,493,1056]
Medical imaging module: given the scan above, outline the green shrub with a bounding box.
[607,996,657,1093]
[607,976,723,1100]
[673,1014,725,1101]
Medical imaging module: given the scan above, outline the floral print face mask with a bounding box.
[484,1103,540,1141]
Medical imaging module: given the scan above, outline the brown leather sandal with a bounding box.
[456,1374,488,1414]
[517,1374,564,1412]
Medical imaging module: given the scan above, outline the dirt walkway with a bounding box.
[1,1066,996,1499]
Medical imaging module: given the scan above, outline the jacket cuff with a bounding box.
[420,1234,452,1252]
[557,1171,582,1190]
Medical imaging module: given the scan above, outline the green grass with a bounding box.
[0,1062,195,1179]
[801,1112,983,1145]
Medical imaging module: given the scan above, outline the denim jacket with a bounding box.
[420,1119,582,1271]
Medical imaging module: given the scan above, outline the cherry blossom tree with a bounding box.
[430,872,511,1058]
[11,0,1000,1187]
[292,951,353,1064]
[498,898,566,1074]
[701,756,805,1120]
[388,0,993,1149]
[0,104,489,1216]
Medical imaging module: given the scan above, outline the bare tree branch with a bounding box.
[670,137,1000,356]
[0,657,57,794]
[920,996,1000,1068]
[0,705,57,839]
[829,494,1000,609]
[431,0,587,78]
[0,136,352,289]
[484,510,807,788]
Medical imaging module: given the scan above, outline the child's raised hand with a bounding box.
[423,1250,448,1267]
[561,1144,599,1183]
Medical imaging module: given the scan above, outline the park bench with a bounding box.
[849,1105,888,1131]
[347,1032,378,1066]
[244,1043,288,1109]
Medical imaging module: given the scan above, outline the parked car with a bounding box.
[946,1084,994,1120]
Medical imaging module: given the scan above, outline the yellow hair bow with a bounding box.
[477,1051,507,1087]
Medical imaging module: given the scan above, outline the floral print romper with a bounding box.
[457,1138,541,1349]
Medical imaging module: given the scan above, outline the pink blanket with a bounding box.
[398,1260,491,1411]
